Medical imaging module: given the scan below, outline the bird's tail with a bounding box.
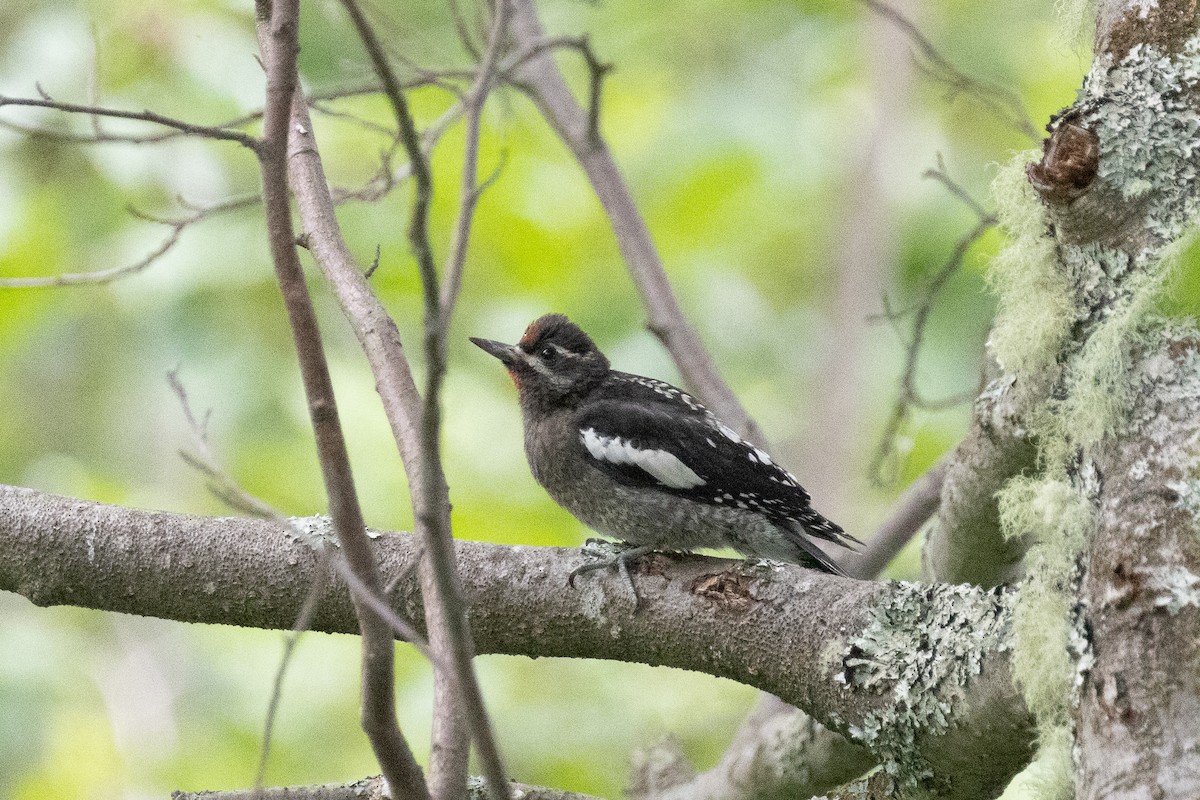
[795,507,863,548]
[783,509,862,578]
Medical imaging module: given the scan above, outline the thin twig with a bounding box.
[508,0,768,448]
[438,0,514,328]
[253,556,329,792]
[503,34,612,145]
[869,165,996,483]
[0,82,448,146]
[330,101,464,204]
[858,0,1039,141]
[0,93,260,149]
[338,2,511,798]
[845,458,949,578]
[167,371,438,791]
[0,194,258,289]
[449,0,484,60]
[254,1,430,796]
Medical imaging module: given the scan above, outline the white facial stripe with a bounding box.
[526,351,573,387]
[581,428,706,489]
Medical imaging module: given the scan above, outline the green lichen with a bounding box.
[839,582,1014,787]
[1050,272,1171,457]
[987,154,1075,386]
[996,725,1074,800]
[1054,0,1093,50]
[999,476,1094,728]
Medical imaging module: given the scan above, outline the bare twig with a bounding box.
[0,82,449,146]
[331,102,465,204]
[0,194,258,289]
[253,561,329,792]
[846,458,949,578]
[0,92,260,149]
[869,165,996,483]
[167,371,434,655]
[858,0,1039,142]
[438,0,514,329]
[166,370,436,795]
[449,0,484,60]
[507,0,767,448]
[254,1,429,796]
[338,2,511,798]
[504,35,612,145]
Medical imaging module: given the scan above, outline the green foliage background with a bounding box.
[0,0,1191,796]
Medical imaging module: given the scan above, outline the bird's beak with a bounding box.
[469,337,521,367]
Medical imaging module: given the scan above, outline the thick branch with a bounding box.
[0,485,1032,798]
[172,775,601,800]
[922,377,1038,586]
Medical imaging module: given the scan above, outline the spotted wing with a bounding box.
[574,398,821,524]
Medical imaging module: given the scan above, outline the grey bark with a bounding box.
[0,484,1032,799]
[1077,336,1200,800]
[922,377,1037,586]
[172,776,601,800]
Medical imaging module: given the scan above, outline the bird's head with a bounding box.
[471,314,610,410]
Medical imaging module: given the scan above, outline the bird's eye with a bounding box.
[539,345,557,361]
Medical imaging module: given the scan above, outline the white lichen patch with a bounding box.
[1167,478,1200,528]
[286,514,337,549]
[1061,242,1132,319]
[1082,38,1200,241]
[839,582,1015,786]
[1146,565,1200,613]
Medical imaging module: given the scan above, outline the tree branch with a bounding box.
[0,92,260,149]
[506,0,767,447]
[628,696,875,800]
[847,459,948,580]
[857,0,1038,141]
[172,775,602,800]
[0,485,1033,799]
[253,1,427,796]
[317,3,511,796]
[922,376,1038,586]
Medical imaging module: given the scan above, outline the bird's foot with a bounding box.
[568,539,659,608]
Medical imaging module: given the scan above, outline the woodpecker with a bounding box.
[470,314,859,585]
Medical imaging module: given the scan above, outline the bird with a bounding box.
[470,313,859,590]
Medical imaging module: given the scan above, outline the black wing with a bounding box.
[575,397,822,526]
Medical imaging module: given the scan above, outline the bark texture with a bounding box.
[0,485,1032,799]
[1076,338,1200,798]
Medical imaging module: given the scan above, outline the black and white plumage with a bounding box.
[470,313,859,578]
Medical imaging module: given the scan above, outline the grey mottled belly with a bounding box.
[523,411,790,556]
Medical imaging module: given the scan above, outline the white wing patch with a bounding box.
[581,428,706,489]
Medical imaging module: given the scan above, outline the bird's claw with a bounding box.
[568,540,658,608]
